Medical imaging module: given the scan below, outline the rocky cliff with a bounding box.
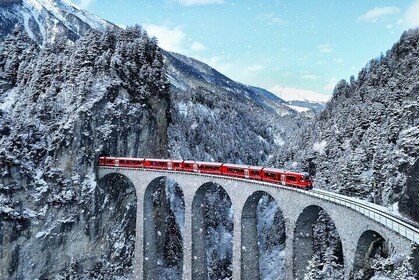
[0,26,169,278]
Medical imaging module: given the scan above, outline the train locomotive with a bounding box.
[98,157,314,190]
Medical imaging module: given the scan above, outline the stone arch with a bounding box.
[352,230,388,279]
[143,176,185,280]
[241,191,286,280]
[95,173,137,273]
[192,182,234,280]
[293,205,344,279]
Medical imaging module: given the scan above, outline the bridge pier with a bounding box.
[284,217,295,280]
[232,197,243,280]
[182,197,193,280]
[97,168,417,280]
[133,174,144,280]
[241,194,261,280]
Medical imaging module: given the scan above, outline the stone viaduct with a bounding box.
[97,167,418,280]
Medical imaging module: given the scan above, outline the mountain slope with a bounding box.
[277,28,419,221]
[0,0,112,44]
[164,50,300,165]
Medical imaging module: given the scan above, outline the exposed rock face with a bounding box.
[399,158,419,222]
[0,26,169,279]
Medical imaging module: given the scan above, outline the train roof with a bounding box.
[222,163,262,170]
[116,157,145,161]
[262,167,285,173]
[144,158,172,162]
[100,156,145,160]
[195,161,223,166]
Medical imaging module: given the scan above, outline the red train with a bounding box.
[98,157,314,190]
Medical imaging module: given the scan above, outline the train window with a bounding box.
[251,171,260,175]
[286,176,297,182]
[264,172,277,179]
[203,166,214,170]
[228,168,243,173]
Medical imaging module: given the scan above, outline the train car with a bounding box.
[284,172,313,189]
[169,160,184,171]
[98,157,145,168]
[220,163,263,180]
[261,168,285,184]
[196,161,223,175]
[98,157,313,190]
[261,168,313,189]
[98,156,117,166]
[144,158,172,170]
[116,157,144,168]
[182,160,197,172]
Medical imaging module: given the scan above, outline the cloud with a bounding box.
[257,13,286,25]
[301,74,319,80]
[202,56,232,74]
[78,0,94,9]
[317,44,332,53]
[191,41,206,51]
[245,64,264,73]
[144,24,186,53]
[357,6,401,22]
[333,57,344,65]
[404,1,419,28]
[177,0,223,6]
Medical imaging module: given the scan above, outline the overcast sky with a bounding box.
[73,0,419,97]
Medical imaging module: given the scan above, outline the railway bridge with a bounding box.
[97,166,419,280]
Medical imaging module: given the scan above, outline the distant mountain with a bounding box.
[0,0,112,44]
[164,51,292,116]
[269,85,331,103]
[269,85,330,113]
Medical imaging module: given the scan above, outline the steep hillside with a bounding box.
[0,26,169,279]
[278,28,419,221]
[0,1,304,168]
[165,51,300,165]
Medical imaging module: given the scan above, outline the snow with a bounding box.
[313,140,327,155]
[35,228,52,239]
[0,88,19,111]
[287,104,310,113]
[22,11,36,40]
[167,74,187,91]
[23,0,47,42]
[269,85,331,103]
[274,134,285,147]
